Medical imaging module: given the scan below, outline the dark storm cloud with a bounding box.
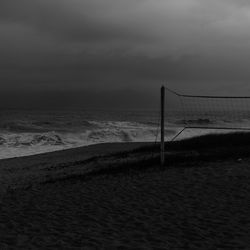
[0,0,150,43]
[1,0,250,108]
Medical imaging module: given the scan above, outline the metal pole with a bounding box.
[161,86,165,166]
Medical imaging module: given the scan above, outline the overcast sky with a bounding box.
[1,0,250,108]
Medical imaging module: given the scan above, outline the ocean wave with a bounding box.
[0,108,249,160]
[0,119,98,134]
[0,121,49,133]
[0,120,178,159]
[0,132,66,147]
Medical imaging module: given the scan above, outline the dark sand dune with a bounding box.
[1,134,250,249]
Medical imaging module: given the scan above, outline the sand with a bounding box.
[0,142,150,199]
[1,141,250,249]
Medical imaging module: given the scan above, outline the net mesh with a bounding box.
[165,87,250,130]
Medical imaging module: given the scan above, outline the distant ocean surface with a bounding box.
[0,109,247,159]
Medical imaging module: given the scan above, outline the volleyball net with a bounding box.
[165,87,250,131]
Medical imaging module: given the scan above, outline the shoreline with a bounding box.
[2,133,250,248]
[0,141,155,161]
[1,132,250,197]
[0,141,152,162]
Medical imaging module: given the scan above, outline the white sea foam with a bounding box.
[0,121,168,159]
[0,126,237,160]
[0,109,248,160]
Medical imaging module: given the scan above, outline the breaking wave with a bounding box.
[1,108,247,160]
[0,120,177,159]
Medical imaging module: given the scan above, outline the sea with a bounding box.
[0,108,248,159]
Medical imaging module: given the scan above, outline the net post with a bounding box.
[161,86,165,166]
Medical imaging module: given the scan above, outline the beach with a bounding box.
[1,135,250,249]
[3,0,250,248]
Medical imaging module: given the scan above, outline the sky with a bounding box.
[1,0,250,108]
